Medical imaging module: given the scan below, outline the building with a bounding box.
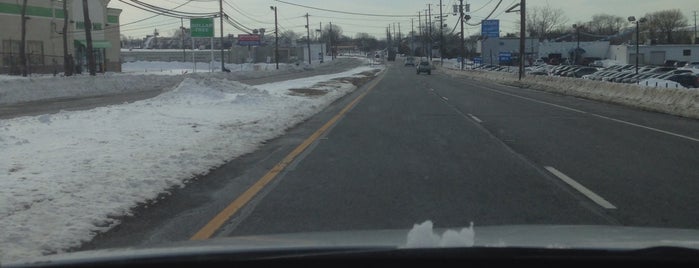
[608,44,699,66]
[0,0,121,75]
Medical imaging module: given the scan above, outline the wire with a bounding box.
[465,0,503,26]
[274,0,416,18]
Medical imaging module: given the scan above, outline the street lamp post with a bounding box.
[628,16,647,74]
[270,6,279,69]
[572,24,581,65]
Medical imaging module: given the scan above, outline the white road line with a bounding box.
[468,113,483,123]
[442,96,449,101]
[544,166,617,209]
[475,85,699,143]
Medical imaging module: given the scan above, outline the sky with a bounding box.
[109,0,698,39]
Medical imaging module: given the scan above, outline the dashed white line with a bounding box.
[474,85,699,143]
[441,96,449,101]
[544,166,617,209]
[467,113,483,123]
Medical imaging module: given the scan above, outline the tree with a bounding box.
[354,32,379,52]
[63,0,72,76]
[320,24,343,51]
[279,30,298,46]
[525,4,569,41]
[19,0,28,77]
[644,9,689,44]
[586,14,628,36]
[82,0,96,75]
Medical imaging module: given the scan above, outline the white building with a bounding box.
[0,0,122,74]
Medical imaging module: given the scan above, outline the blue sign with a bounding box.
[498,52,512,63]
[473,57,483,64]
[481,19,500,38]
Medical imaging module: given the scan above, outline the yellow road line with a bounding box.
[190,70,387,240]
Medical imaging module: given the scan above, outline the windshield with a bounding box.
[2,0,699,265]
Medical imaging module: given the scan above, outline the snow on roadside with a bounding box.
[441,68,699,119]
[0,64,384,262]
[0,74,184,105]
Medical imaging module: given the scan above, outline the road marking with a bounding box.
[442,96,449,101]
[467,114,483,123]
[474,85,699,143]
[190,71,386,240]
[544,166,617,209]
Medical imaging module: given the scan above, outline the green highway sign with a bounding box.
[190,18,214,38]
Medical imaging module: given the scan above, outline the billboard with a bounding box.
[237,34,261,46]
[481,19,500,38]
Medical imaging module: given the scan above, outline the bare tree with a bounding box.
[62,0,72,76]
[19,0,28,77]
[525,5,568,41]
[82,0,96,75]
[644,9,689,44]
[586,14,628,36]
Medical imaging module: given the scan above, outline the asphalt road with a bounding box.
[80,59,699,252]
[0,58,365,119]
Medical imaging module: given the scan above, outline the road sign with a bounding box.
[498,52,512,63]
[481,19,499,38]
[473,57,483,64]
[190,18,214,38]
[237,34,261,46]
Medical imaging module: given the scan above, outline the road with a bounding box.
[80,59,699,251]
[0,58,365,119]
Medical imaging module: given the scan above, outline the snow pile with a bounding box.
[0,74,183,105]
[122,61,302,75]
[403,220,475,248]
[0,65,383,262]
[441,68,699,119]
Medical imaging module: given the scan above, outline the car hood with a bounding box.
[8,224,699,266]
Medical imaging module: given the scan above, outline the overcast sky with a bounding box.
[109,0,698,39]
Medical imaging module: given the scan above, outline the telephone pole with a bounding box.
[219,0,225,71]
[460,0,465,70]
[439,0,444,65]
[305,13,311,64]
[271,6,279,69]
[411,18,415,56]
[694,11,697,44]
[519,0,526,80]
[418,11,422,57]
[427,4,432,61]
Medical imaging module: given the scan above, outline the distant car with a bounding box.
[404,57,415,66]
[416,61,431,75]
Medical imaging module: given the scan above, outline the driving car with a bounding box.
[416,61,431,75]
[404,57,415,67]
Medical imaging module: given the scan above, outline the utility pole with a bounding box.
[305,13,311,64]
[439,0,444,65]
[181,18,186,62]
[427,4,432,61]
[694,11,697,44]
[329,22,334,60]
[398,22,401,50]
[519,0,525,80]
[460,0,465,70]
[271,6,279,69]
[219,0,225,71]
[418,11,422,57]
[411,18,414,56]
[319,22,323,60]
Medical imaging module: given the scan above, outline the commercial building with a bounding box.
[0,0,121,75]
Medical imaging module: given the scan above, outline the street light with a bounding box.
[270,6,279,69]
[628,16,647,74]
[572,24,582,65]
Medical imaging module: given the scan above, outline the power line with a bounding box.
[465,0,503,26]
[274,0,416,18]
